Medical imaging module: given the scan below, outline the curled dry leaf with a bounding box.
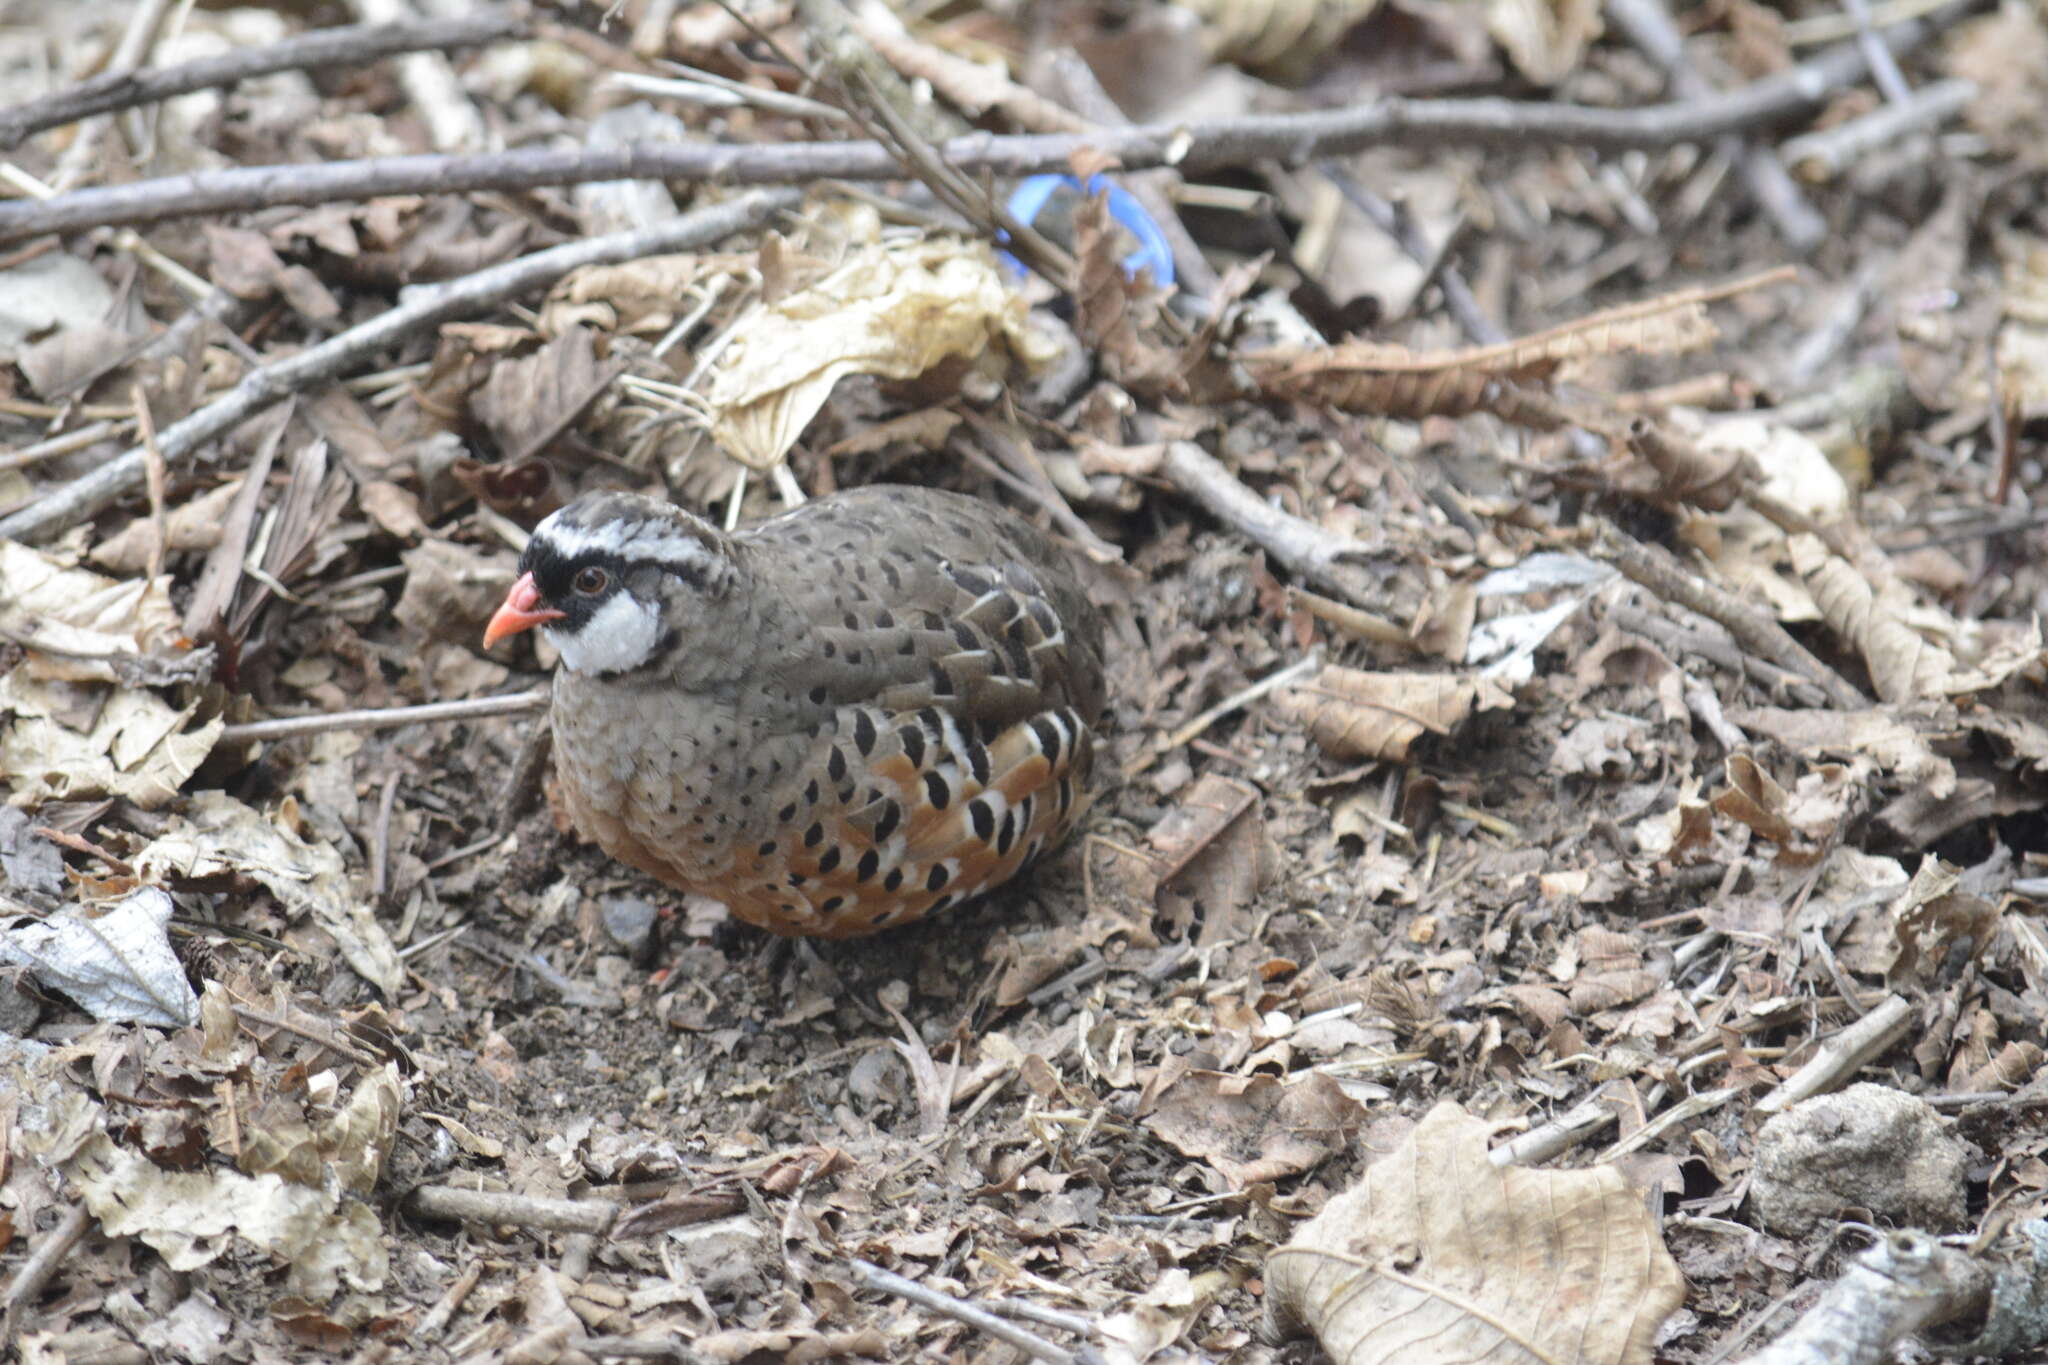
[0,675,221,808]
[1625,417,1750,511]
[237,1060,405,1197]
[542,252,740,336]
[1788,533,1956,703]
[35,1096,389,1299]
[0,886,199,1027]
[1487,0,1603,85]
[1886,857,2001,985]
[1280,666,1515,762]
[1710,753,1856,868]
[450,456,562,525]
[1099,1267,1238,1365]
[1265,1101,1685,1365]
[1687,414,1849,521]
[0,540,187,671]
[703,235,1055,470]
[1170,0,1380,74]
[1071,190,1179,394]
[132,792,403,995]
[89,481,242,575]
[1253,269,1787,420]
[1143,1069,1364,1187]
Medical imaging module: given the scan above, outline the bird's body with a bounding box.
[486,485,1105,938]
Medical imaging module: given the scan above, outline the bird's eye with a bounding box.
[572,566,610,596]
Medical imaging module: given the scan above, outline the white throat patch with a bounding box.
[544,592,664,675]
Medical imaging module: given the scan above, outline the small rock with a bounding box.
[601,895,660,961]
[1750,1083,1972,1237]
[668,1215,768,1298]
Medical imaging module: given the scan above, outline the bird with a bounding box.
[483,484,1107,939]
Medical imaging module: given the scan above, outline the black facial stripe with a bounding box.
[524,543,712,606]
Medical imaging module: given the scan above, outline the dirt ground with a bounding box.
[5,0,2048,1361]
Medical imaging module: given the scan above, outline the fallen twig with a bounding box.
[218,690,549,745]
[1155,441,1382,606]
[1756,994,1914,1116]
[0,1,1985,247]
[47,0,176,192]
[1744,1229,1992,1365]
[0,189,800,544]
[0,1203,94,1341]
[1603,0,1827,254]
[1779,77,1975,179]
[850,1259,1106,1365]
[0,11,528,151]
[1599,528,1868,709]
[407,1185,618,1235]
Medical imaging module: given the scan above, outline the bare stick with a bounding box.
[1779,77,1975,178]
[0,188,800,544]
[407,1185,618,1235]
[219,690,549,744]
[0,1203,94,1336]
[0,1,1984,248]
[850,1260,1104,1365]
[1756,994,1913,1116]
[1745,1230,1991,1365]
[1599,528,1868,709]
[49,0,177,191]
[1603,0,1828,254]
[0,12,528,151]
[1157,441,1382,607]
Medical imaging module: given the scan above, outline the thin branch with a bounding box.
[0,11,529,151]
[406,1185,618,1235]
[1603,0,1828,254]
[0,1203,95,1341]
[1155,441,1383,607]
[1318,167,1505,345]
[849,1259,1105,1365]
[0,188,801,544]
[0,0,1985,248]
[1598,527,1868,709]
[48,0,177,191]
[218,690,549,744]
[1778,76,1975,178]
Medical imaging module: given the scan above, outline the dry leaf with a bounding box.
[0,887,198,1027]
[1172,0,1380,74]
[132,792,403,995]
[0,541,187,671]
[1265,1101,1685,1365]
[1071,190,1180,394]
[1488,0,1602,85]
[51,1121,388,1298]
[1143,1069,1363,1187]
[90,481,243,575]
[1099,1268,1236,1365]
[1280,666,1515,762]
[1252,270,1787,418]
[1886,858,2001,984]
[1788,533,1955,702]
[473,326,625,465]
[0,675,221,809]
[358,481,428,541]
[704,235,1055,470]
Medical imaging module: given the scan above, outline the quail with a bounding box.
[483,485,1107,939]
